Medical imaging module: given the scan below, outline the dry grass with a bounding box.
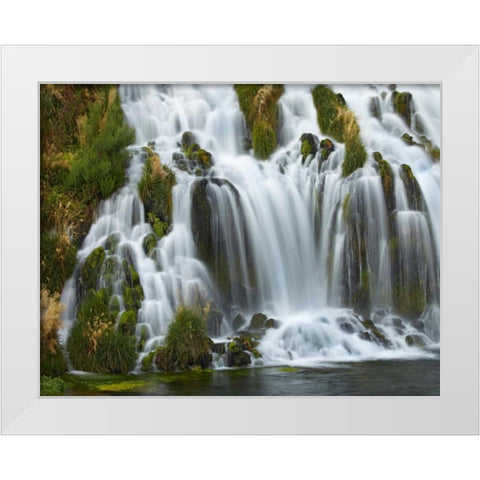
[40,289,65,355]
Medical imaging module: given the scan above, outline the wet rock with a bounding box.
[359,331,373,342]
[242,137,253,152]
[405,334,426,347]
[339,322,355,334]
[300,133,319,162]
[211,342,226,355]
[265,318,279,329]
[369,96,382,120]
[319,138,335,161]
[105,233,120,254]
[249,312,268,330]
[181,131,195,150]
[232,313,247,331]
[411,319,425,332]
[142,232,157,256]
[392,91,413,126]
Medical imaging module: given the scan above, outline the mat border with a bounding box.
[1,45,478,434]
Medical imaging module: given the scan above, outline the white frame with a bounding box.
[1,45,478,434]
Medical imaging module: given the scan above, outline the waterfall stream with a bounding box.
[60,84,440,369]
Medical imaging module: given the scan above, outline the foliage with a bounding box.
[138,148,176,232]
[94,329,137,374]
[154,307,213,371]
[40,233,77,294]
[311,85,367,177]
[40,289,68,377]
[234,84,284,159]
[40,376,66,396]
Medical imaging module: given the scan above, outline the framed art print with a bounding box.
[1,45,478,434]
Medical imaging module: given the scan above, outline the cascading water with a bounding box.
[61,83,440,370]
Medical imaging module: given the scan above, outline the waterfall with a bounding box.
[60,83,440,369]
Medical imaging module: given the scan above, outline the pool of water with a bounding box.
[62,358,439,396]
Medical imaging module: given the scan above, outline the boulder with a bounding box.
[249,312,268,330]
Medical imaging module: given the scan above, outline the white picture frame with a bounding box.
[1,45,478,434]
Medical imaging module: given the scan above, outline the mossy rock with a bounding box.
[138,148,176,231]
[312,85,367,177]
[138,324,149,352]
[118,309,137,336]
[232,313,247,331]
[265,318,279,329]
[320,138,335,161]
[361,319,390,347]
[369,96,382,120]
[405,334,426,347]
[252,120,277,160]
[212,342,226,355]
[399,164,425,211]
[142,232,157,256]
[242,137,253,152]
[339,322,355,334]
[181,131,195,150]
[78,246,105,293]
[249,312,268,330]
[413,113,425,135]
[141,349,156,372]
[196,149,212,167]
[234,84,284,160]
[226,342,252,367]
[105,233,120,254]
[392,91,413,126]
[375,154,395,213]
[300,133,319,162]
[393,279,427,319]
[401,133,415,146]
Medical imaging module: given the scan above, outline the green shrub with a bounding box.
[94,329,137,374]
[68,87,135,200]
[40,376,66,396]
[154,307,213,371]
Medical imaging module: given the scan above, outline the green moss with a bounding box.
[392,91,413,126]
[138,325,149,352]
[40,376,66,396]
[118,310,136,336]
[105,233,120,254]
[142,232,158,256]
[250,312,267,330]
[319,138,335,161]
[234,84,284,160]
[79,246,105,293]
[399,164,425,211]
[141,349,156,372]
[138,148,176,231]
[405,334,426,347]
[154,307,213,371]
[311,85,367,177]
[401,133,415,146]
[393,279,426,319]
[376,156,395,213]
[40,344,68,378]
[342,193,351,222]
[195,149,212,167]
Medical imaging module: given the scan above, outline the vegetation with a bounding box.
[234,84,284,159]
[40,289,68,377]
[374,152,395,213]
[67,287,138,374]
[391,91,413,126]
[138,147,176,235]
[40,376,66,396]
[154,307,213,371]
[311,85,367,177]
[40,85,136,377]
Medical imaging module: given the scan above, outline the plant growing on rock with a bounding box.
[234,84,285,160]
[154,307,213,371]
[138,147,176,234]
[311,85,367,177]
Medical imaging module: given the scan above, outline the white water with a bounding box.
[61,84,440,368]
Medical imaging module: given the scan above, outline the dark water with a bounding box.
[63,358,439,396]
